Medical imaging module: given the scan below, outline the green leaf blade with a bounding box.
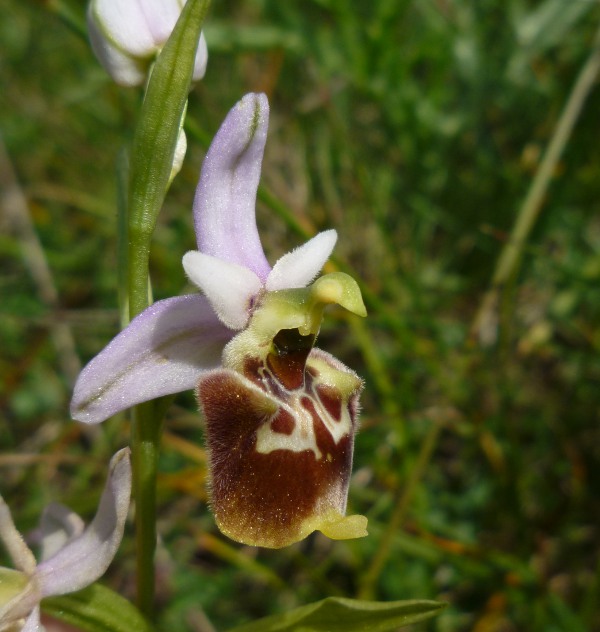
[42,583,156,632]
[228,597,447,632]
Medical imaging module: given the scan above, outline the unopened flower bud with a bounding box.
[88,0,208,87]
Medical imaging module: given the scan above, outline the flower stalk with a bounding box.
[130,401,162,617]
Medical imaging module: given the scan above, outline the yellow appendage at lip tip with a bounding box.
[217,513,368,549]
[304,511,369,541]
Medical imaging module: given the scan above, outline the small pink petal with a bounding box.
[183,251,263,330]
[266,230,338,291]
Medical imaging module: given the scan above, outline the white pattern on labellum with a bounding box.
[255,396,322,459]
[310,394,353,444]
[254,390,352,460]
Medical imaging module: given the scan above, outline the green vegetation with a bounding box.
[1,0,599,630]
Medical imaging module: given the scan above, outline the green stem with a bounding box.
[124,0,211,614]
[131,401,162,618]
[128,213,156,619]
[357,419,443,600]
[471,22,600,342]
[128,232,152,320]
[126,72,160,618]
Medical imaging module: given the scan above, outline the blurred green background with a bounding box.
[1,0,600,630]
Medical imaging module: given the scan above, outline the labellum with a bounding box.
[197,272,368,548]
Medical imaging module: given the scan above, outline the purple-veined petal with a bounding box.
[70,295,232,424]
[265,229,338,291]
[35,449,131,598]
[183,251,262,330]
[36,504,85,562]
[193,93,271,280]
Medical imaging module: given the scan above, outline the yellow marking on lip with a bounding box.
[300,511,369,542]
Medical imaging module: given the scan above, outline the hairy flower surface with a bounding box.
[71,93,367,547]
[88,0,208,87]
[0,449,131,631]
[201,275,368,547]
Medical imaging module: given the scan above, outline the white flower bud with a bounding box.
[87,0,208,87]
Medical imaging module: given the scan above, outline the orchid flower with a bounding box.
[0,449,131,632]
[71,93,368,548]
[87,0,208,87]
